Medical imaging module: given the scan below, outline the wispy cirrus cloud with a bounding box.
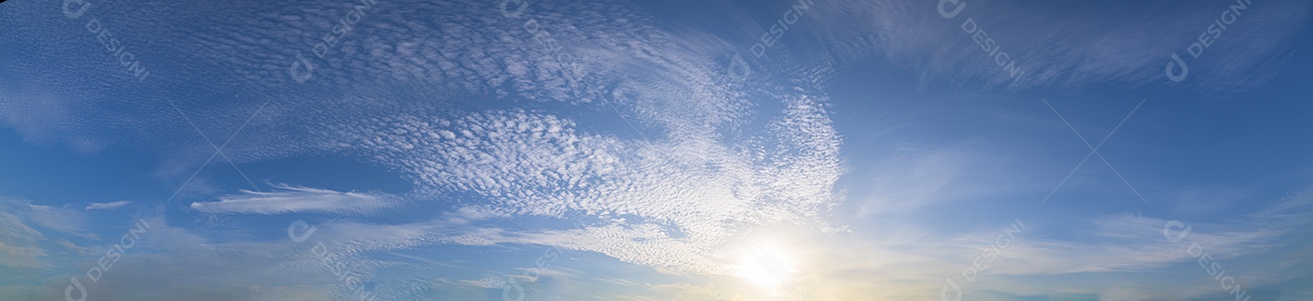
[785,184,1313,300]
[805,0,1311,92]
[189,184,398,215]
[85,200,133,210]
[0,210,46,269]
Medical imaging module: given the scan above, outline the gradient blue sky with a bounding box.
[2,0,1313,300]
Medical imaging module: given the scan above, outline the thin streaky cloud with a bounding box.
[189,184,397,215]
[85,200,133,210]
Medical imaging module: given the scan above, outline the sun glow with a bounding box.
[736,243,796,290]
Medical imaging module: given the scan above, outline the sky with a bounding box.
[1,0,1312,300]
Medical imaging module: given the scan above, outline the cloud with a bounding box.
[805,0,1311,93]
[308,88,843,275]
[0,208,44,268]
[85,200,133,210]
[0,0,852,284]
[772,186,1313,300]
[189,184,397,215]
[25,215,381,301]
[17,202,86,235]
[0,198,77,268]
[3,2,842,279]
[2,212,464,301]
[443,205,512,224]
[33,0,1313,299]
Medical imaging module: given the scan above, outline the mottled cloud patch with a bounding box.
[308,90,843,276]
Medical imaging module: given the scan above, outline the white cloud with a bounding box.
[189,184,397,215]
[311,88,844,276]
[769,188,1313,300]
[85,200,133,210]
[0,211,45,268]
[806,0,1310,92]
[1,2,844,282]
[20,203,85,234]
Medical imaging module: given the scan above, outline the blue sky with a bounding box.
[2,0,1313,300]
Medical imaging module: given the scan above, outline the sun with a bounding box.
[736,243,796,290]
